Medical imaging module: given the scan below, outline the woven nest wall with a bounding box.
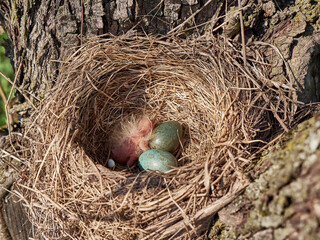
[19,36,297,239]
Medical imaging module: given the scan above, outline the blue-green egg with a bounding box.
[138,149,177,172]
[149,121,182,153]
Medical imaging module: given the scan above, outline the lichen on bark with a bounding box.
[209,114,320,239]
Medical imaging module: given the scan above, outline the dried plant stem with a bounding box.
[238,0,247,67]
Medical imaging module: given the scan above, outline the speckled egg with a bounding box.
[138,149,178,172]
[149,121,182,153]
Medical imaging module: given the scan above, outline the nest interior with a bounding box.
[19,36,297,239]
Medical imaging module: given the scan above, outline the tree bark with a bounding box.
[209,113,320,240]
[0,0,319,239]
[2,191,32,240]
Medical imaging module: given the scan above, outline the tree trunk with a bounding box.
[209,113,320,240]
[0,0,319,239]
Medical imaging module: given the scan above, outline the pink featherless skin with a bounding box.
[111,117,153,166]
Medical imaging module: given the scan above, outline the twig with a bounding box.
[3,62,21,141]
[238,0,247,67]
[0,62,37,109]
[168,0,215,35]
[1,149,23,163]
[0,81,7,103]
[128,0,165,34]
[0,72,14,129]
[0,155,21,173]
[250,41,303,92]
[80,0,84,46]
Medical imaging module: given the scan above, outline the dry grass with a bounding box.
[16,34,298,239]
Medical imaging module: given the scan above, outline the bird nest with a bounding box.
[17,35,297,239]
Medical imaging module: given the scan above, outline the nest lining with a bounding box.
[18,35,297,239]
